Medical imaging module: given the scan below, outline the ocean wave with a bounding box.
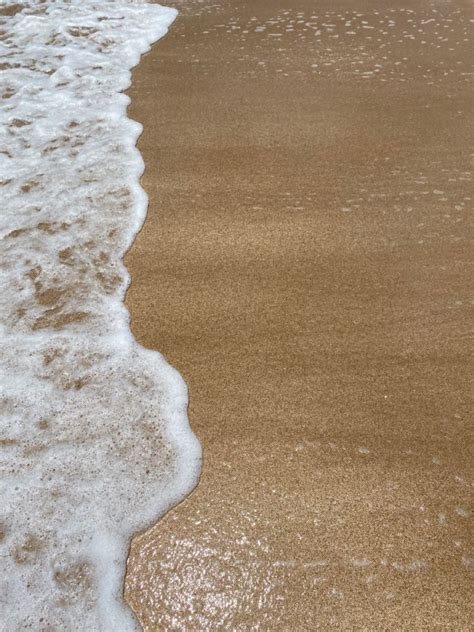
[0,2,201,629]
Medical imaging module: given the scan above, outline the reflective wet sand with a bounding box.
[125,0,472,628]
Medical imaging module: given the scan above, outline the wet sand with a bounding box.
[124,0,472,628]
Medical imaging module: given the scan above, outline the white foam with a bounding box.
[0,1,201,629]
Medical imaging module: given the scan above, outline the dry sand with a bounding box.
[124,0,472,628]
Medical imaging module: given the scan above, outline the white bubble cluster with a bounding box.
[0,2,201,629]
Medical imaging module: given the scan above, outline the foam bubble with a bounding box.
[0,1,201,629]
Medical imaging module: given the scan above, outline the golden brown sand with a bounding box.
[124,0,472,628]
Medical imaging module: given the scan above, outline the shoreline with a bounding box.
[125,0,472,628]
[1,2,198,628]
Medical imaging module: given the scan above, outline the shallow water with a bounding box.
[0,2,200,629]
[124,0,472,628]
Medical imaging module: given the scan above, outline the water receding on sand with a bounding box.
[123,0,472,628]
[0,1,200,629]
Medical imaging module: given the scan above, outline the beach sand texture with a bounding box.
[125,0,473,628]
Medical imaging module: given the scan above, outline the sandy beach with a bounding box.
[124,0,472,628]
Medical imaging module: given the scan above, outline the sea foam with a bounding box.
[0,1,201,629]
